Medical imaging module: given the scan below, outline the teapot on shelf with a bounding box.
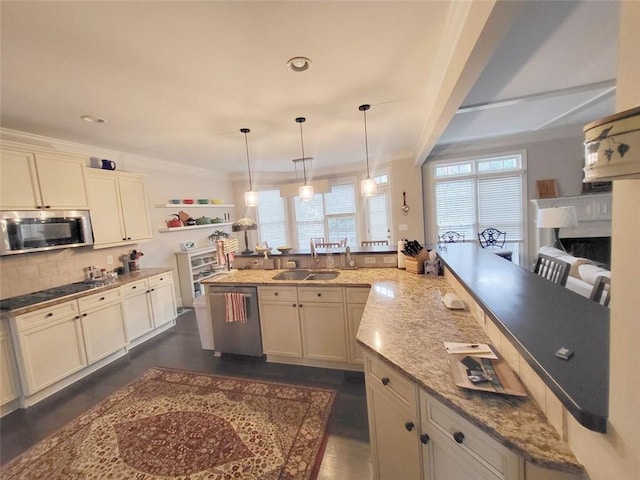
[166,214,183,228]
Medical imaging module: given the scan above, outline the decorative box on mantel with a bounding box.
[584,105,640,181]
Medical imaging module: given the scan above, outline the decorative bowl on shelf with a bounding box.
[255,245,272,253]
[169,199,180,204]
[211,217,223,224]
[277,246,293,254]
[183,199,194,204]
[211,198,224,204]
[197,199,209,204]
[195,216,212,225]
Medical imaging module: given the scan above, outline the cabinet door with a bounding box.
[0,329,20,405]
[367,383,422,480]
[0,149,40,209]
[121,281,155,341]
[259,302,302,357]
[347,303,366,364]
[81,302,127,364]
[118,175,152,242]
[16,315,87,395]
[424,434,500,480]
[149,282,177,328]
[35,153,88,209]
[299,302,347,362]
[86,171,126,245]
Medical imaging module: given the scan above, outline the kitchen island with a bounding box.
[203,265,583,475]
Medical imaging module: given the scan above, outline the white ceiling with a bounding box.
[0,1,619,177]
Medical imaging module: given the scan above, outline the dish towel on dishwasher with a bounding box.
[224,292,246,323]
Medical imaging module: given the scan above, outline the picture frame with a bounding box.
[536,179,558,199]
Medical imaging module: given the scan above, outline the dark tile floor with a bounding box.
[0,310,373,479]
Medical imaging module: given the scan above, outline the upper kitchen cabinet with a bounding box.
[86,169,152,248]
[0,147,89,210]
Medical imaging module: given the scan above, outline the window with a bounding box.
[255,189,288,247]
[431,153,526,256]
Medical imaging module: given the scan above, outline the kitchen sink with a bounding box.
[272,270,312,280]
[271,270,340,281]
[305,271,340,280]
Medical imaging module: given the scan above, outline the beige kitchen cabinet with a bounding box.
[258,286,303,357]
[78,289,126,365]
[120,278,155,342]
[11,300,87,396]
[148,272,177,328]
[86,169,152,248]
[298,286,347,362]
[0,148,89,210]
[365,352,422,480]
[346,287,370,364]
[0,318,21,412]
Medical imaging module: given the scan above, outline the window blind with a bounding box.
[477,175,523,240]
[256,190,288,247]
[435,178,476,238]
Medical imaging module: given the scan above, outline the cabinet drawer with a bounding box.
[149,272,172,288]
[298,286,343,303]
[120,279,149,298]
[422,392,519,479]
[258,286,298,302]
[346,287,370,304]
[78,289,121,310]
[366,354,416,408]
[14,300,78,332]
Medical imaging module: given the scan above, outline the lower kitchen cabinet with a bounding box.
[346,287,370,364]
[1,318,21,411]
[258,285,349,365]
[120,278,155,341]
[78,289,126,365]
[148,272,177,327]
[12,300,87,396]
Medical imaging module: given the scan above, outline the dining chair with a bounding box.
[310,237,325,246]
[533,253,570,286]
[477,228,512,261]
[316,242,341,248]
[590,275,611,307]
[437,231,465,243]
[361,240,388,246]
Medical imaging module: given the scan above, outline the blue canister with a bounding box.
[101,159,116,170]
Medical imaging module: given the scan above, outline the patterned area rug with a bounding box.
[2,367,336,479]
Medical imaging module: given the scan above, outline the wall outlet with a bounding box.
[106,255,113,265]
[364,257,376,264]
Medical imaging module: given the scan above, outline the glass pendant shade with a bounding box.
[299,184,314,201]
[244,190,258,207]
[361,177,377,197]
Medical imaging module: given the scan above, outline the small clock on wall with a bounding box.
[180,241,197,251]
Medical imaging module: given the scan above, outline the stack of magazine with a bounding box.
[444,342,527,397]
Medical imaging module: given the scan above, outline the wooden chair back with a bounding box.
[361,240,388,246]
[590,275,611,307]
[533,253,570,286]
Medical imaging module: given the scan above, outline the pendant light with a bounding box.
[241,128,258,207]
[359,104,377,197]
[296,117,314,201]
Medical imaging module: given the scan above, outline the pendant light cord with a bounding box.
[296,117,307,185]
[241,128,253,191]
[359,104,371,178]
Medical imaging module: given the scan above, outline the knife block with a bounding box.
[404,249,429,274]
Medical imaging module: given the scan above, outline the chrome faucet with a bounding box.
[310,239,321,268]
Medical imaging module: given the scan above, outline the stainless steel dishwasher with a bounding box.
[207,285,263,357]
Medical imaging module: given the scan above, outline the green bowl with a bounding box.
[197,199,209,204]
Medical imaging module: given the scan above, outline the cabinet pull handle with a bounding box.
[381,377,390,385]
[75,315,80,320]
[46,312,53,317]
[453,431,465,444]
[150,288,155,292]
[45,205,51,209]
[82,313,88,317]
[299,304,303,308]
[100,296,105,301]
[292,303,297,307]
[274,292,279,296]
[317,292,321,297]
[160,277,163,281]
[122,238,126,241]
[37,205,43,209]
[405,422,414,432]
[420,433,430,444]
[132,286,137,289]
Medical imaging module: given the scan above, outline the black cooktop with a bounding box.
[0,282,104,311]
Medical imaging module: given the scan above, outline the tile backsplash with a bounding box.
[0,246,134,299]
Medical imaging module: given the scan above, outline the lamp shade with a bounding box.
[536,206,578,228]
[231,217,257,232]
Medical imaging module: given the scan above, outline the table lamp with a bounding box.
[232,218,258,254]
[536,206,578,251]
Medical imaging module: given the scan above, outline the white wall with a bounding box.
[567,3,640,479]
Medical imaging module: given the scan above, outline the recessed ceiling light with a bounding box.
[286,56,311,72]
[81,115,107,124]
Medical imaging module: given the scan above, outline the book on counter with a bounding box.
[444,342,527,397]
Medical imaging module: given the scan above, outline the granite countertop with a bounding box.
[202,266,582,473]
[0,267,172,317]
[233,244,397,257]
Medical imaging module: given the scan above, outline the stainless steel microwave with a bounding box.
[0,210,94,256]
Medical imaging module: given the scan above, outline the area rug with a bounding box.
[2,367,336,479]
